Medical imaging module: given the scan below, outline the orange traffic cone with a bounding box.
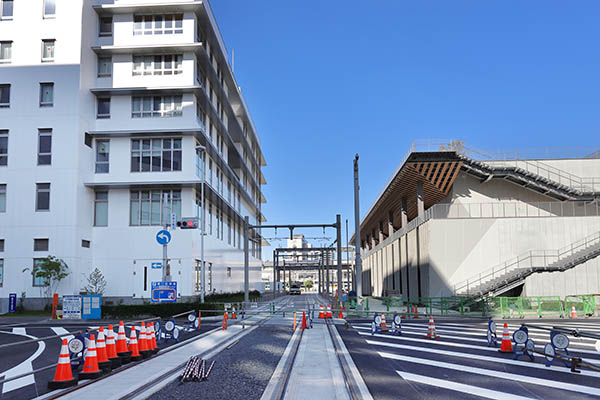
[48,339,78,389]
[198,312,202,331]
[498,323,513,353]
[571,305,577,319]
[318,305,325,319]
[105,325,122,368]
[116,321,132,363]
[337,308,344,319]
[148,322,159,354]
[139,323,151,358]
[425,316,440,339]
[412,305,420,319]
[222,312,228,330]
[96,327,112,371]
[301,312,308,329]
[231,307,237,319]
[381,314,388,332]
[326,305,332,319]
[79,334,103,380]
[128,328,142,361]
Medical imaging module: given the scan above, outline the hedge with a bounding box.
[101,291,261,319]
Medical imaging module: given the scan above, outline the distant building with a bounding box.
[354,140,600,299]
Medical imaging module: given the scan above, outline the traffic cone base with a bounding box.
[48,339,78,389]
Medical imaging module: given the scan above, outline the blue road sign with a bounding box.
[156,230,172,245]
[8,293,16,313]
[151,262,162,269]
[151,281,177,303]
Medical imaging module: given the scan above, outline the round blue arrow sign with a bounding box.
[156,230,172,245]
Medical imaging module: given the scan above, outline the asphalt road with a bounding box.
[0,318,220,400]
[338,317,600,399]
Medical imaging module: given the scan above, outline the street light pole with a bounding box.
[353,154,362,300]
[196,145,206,303]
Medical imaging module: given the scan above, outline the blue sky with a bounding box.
[210,1,600,259]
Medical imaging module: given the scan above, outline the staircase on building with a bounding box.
[454,231,600,298]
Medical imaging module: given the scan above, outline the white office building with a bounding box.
[0,0,267,309]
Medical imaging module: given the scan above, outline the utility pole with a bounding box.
[353,154,362,300]
[243,216,249,303]
[196,146,206,303]
[336,214,342,297]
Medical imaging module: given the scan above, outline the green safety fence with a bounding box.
[342,294,599,319]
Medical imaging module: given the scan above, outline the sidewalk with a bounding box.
[283,323,350,400]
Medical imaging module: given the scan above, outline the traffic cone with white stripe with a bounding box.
[48,339,78,389]
[498,323,513,353]
[148,322,159,354]
[318,305,325,319]
[222,312,228,330]
[425,316,440,339]
[128,327,142,361]
[570,305,577,319]
[139,323,151,358]
[96,327,112,372]
[79,334,103,380]
[380,314,389,332]
[116,321,132,363]
[231,306,237,319]
[105,324,122,368]
[326,305,332,319]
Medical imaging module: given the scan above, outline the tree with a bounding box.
[23,256,70,305]
[82,268,107,295]
[304,280,314,290]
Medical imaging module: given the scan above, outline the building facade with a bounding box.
[0,0,267,309]
[355,140,600,299]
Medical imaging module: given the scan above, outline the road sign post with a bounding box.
[156,228,172,281]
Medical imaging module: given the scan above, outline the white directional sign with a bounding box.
[156,230,172,245]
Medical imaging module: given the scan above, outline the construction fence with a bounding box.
[343,294,600,319]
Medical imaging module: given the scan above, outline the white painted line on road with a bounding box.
[396,370,535,400]
[1,328,46,393]
[382,351,600,397]
[50,327,74,344]
[365,339,600,379]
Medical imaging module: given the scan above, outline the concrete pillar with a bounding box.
[370,233,376,249]
[401,197,408,227]
[417,182,425,219]
[378,222,384,243]
[388,211,394,237]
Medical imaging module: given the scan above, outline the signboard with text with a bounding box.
[151,281,177,303]
[62,295,82,319]
[82,294,101,319]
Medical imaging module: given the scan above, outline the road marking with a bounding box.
[354,325,600,356]
[365,339,600,379]
[50,327,74,343]
[1,328,46,393]
[396,370,535,400]
[381,351,600,397]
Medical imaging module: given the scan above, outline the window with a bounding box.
[133,55,183,76]
[131,138,181,172]
[94,191,108,226]
[34,238,49,251]
[97,97,110,119]
[0,130,6,166]
[99,17,112,36]
[98,57,111,77]
[37,129,52,165]
[39,83,54,107]
[95,140,109,173]
[227,267,231,278]
[36,183,50,211]
[42,39,55,62]
[82,239,91,248]
[0,84,9,107]
[0,184,5,212]
[0,258,3,287]
[129,190,181,226]
[0,41,11,63]
[0,0,13,19]
[0,239,3,252]
[33,259,49,286]
[84,132,93,148]
[133,14,183,35]
[43,0,56,18]
[131,96,182,118]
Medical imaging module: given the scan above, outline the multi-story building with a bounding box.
[354,140,600,299]
[0,0,267,309]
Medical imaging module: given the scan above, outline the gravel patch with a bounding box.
[150,324,292,400]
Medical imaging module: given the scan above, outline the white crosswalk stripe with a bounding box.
[382,351,600,397]
[50,327,74,343]
[396,371,536,400]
